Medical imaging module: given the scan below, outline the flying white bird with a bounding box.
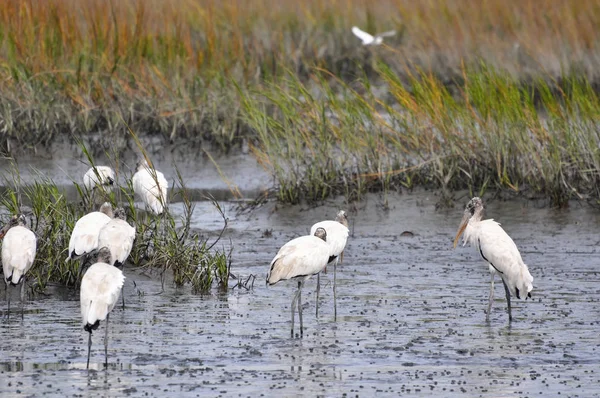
[351,26,396,46]
[453,197,534,322]
[80,247,125,369]
[83,166,115,191]
[310,210,349,319]
[132,159,168,215]
[267,227,330,337]
[1,214,37,317]
[67,202,113,261]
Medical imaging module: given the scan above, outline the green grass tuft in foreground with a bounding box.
[0,157,230,294]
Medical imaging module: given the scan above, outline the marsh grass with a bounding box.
[2,1,600,205]
[2,0,600,151]
[242,64,600,207]
[0,154,230,294]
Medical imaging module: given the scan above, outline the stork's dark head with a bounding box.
[314,227,327,242]
[454,197,485,248]
[0,214,26,238]
[335,210,349,227]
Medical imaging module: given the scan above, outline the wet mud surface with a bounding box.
[1,192,600,396]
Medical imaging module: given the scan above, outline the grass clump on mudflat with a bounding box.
[241,64,600,207]
[0,159,230,294]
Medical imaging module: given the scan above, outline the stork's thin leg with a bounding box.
[297,281,304,338]
[291,285,300,338]
[121,286,125,310]
[315,273,320,318]
[502,279,513,322]
[486,273,494,322]
[340,250,344,264]
[20,278,25,319]
[5,281,10,320]
[86,331,93,369]
[333,260,338,321]
[104,314,109,368]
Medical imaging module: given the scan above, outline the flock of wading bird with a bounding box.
[0,162,534,369]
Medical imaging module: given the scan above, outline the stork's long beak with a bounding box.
[0,224,8,239]
[453,212,470,248]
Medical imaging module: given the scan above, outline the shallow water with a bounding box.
[1,192,600,397]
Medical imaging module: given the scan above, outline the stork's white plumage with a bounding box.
[67,202,113,260]
[453,197,534,322]
[351,26,396,46]
[80,247,125,369]
[132,159,168,215]
[310,210,349,318]
[267,227,330,337]
[1,215,37,285]
[98,208,136,268]
[83,166,115,191]
[1,214,37,316]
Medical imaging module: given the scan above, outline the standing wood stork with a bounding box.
[310,210,349,319]
[453,197,534,322]
[98,208,136,268]
[267,228,330,338]
[351,26,396,46]
[80,247,125,369]
[83,166,115,209]
[1,214,37,317]
[67,202,113,261]
[132,159,168,215]
[83,166,115,191]
[98,207,136,309]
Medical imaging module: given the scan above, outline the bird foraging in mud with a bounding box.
[67,202,113,261]
[80,247,125,369]
[351,26,396,46]
[132,158,168,215]
[310,210,349,319]
[1,214,37,318]
[453,197,534,322]
[267,227,330,338]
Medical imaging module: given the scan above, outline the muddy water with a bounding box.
[1,192,600,397]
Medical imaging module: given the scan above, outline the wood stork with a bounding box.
[267,227,330,338]
[83,166,115,191]
[132,159,168,215]
[80,247,125,369]
[453,197,534,322]
[351,26,396,46]
[310,210,349,319]
[83,166,115,208]
[1,214,37,317]
[98,208,136,268]
[67,202,113,261]
[98,207,136,309]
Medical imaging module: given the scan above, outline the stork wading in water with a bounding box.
[453,197,534,322]
[80,247,125,369]
[132,159,168,215]
[310,210,349,319]
[267,227,330,338]
[1,214,37,318]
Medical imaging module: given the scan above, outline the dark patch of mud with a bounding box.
[1,192,600,396]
